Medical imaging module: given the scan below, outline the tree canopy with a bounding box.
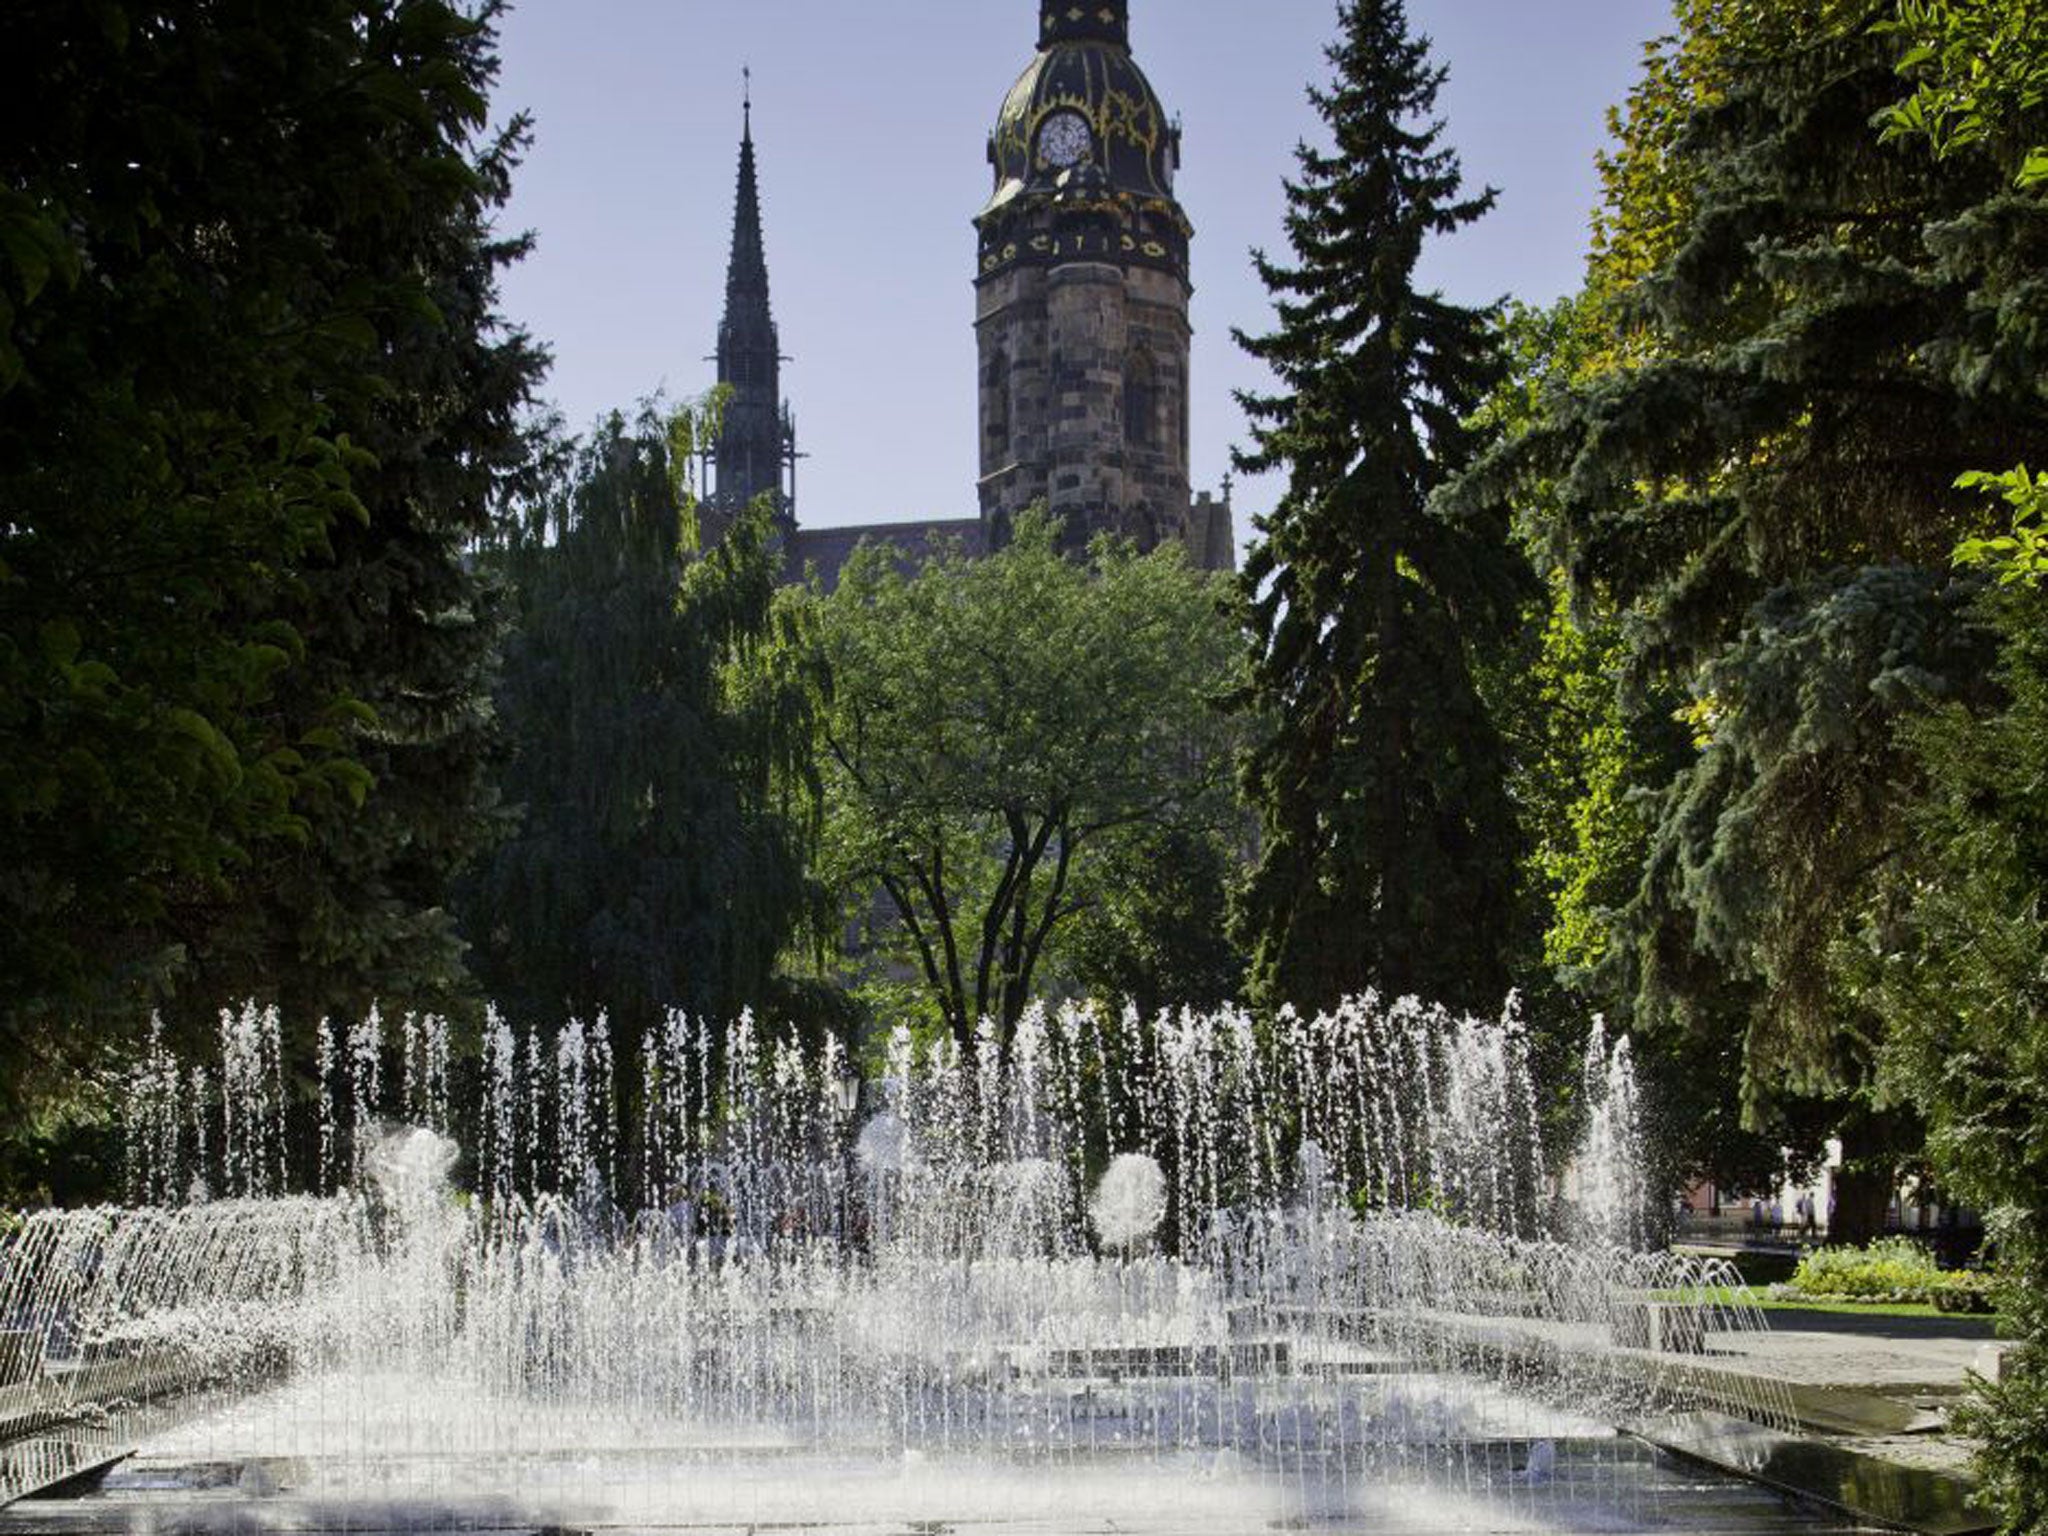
[797,510,1246,1052]
[463,402,823,1041]
[0,0,543,1179]
[1448,0,2048,1112]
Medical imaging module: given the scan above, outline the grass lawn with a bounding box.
[1670,1284,2001,1323]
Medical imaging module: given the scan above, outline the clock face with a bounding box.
[1037,111,1093,170]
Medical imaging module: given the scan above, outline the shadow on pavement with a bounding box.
[1763,1308,2000,1342]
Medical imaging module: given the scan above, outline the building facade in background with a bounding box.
[707,0,1233,586]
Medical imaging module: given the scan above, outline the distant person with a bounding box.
[1750,1197,1766,1229]
[1799,1192,1818,1237]
[700,1191,734,1267]
[1769,1199,1784,1236]
[664,1186,697,1260]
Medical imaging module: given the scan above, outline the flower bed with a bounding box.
[1776,1237,1993,1312]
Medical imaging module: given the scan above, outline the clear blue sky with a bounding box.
[491,1,1675,547]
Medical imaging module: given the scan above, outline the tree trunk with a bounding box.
[1829,1160,1892,1247]
[1827,1105,1918,1248]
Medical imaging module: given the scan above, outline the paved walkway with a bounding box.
[1717,1308,2002,1392]
[1711,1309,2005,1480]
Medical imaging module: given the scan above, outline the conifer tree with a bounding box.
[189,2,548,1024]
[0,0,544,1167]
[1233,0,1529,1015]
[1871,18,2048,1521]
[1446,0,2048,1240]
[1867,582,2048,1531]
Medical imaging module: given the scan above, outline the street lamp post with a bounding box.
[832,1066,861,1256]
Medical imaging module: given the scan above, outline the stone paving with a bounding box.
[1714,1309,2004,1481]
[1716,1313,2002,1391]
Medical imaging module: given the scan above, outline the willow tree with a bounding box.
[466,403,822,1041]
[1232,0,1529,1016]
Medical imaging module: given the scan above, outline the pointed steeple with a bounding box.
[713,72,794,532]
[724,78,770,321]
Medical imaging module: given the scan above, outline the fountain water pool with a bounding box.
[0,997,1823,1533]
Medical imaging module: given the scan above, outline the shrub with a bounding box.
[1931,1271,1998,1315]
[1953,1274,2048,1533]
[1787,1237,1973,1304]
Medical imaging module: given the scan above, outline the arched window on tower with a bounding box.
[1125,349,1157,449]
[985,344,1011,465]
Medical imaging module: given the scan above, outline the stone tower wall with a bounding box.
[977,258,1191,551]
[1122,263,1193,551]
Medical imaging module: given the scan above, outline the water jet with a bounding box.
[0,997,1874,1533]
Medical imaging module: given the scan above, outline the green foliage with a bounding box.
[1438,0,2048,1276]
[1058,821,1247,1018]
[1467,301,1669,1159]
[1473,303,1801,1196]
[1448,0,2048,1130]
[0,1074,124,1210]
[1880,0,2048,187]
[1525,590,1649,975]
[1872,588,2048,1233]
[1668,1282,1983,1317]
[798,509,1247,1050]
[1232,0,1531,1016]
[463,402,822,1040]
[1860,584,2048,1528]
[1791,1244,1998,1312]
[1473,304,1683,994]
[1954,467,2048,586]
[0,0,543,1170]
[1489,0,2048,1503]
[1929,1272,1998,1314]
[1874,33,2048,1502]
[1626,570,1993,1085]
[1786,1235,1963,1301]
[1954,1277,2048,1533]
[1585,0,1879,313]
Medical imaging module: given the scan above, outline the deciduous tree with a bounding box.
[800,511,1246,1053]
[464,403,822,1041]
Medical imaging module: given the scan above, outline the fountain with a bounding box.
[0,996,1834,1534]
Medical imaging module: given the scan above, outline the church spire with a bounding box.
[713,72,794,532]
[725,69,767,314]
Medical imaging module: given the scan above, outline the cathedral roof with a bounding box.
[790,519,988,593]
[713,88,794,527]
[979,0,1186,238]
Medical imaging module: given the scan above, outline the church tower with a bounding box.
[975,0,1207,558]
[711,90,798,542]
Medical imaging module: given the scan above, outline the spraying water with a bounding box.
[1572,1018,1652,1250]
[0,995,1793,1531]
[1090,1153,1167,1251]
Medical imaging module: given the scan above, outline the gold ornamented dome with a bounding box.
[978,0,1190,278]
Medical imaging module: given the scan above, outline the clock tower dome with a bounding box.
[975,0,1203,558]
